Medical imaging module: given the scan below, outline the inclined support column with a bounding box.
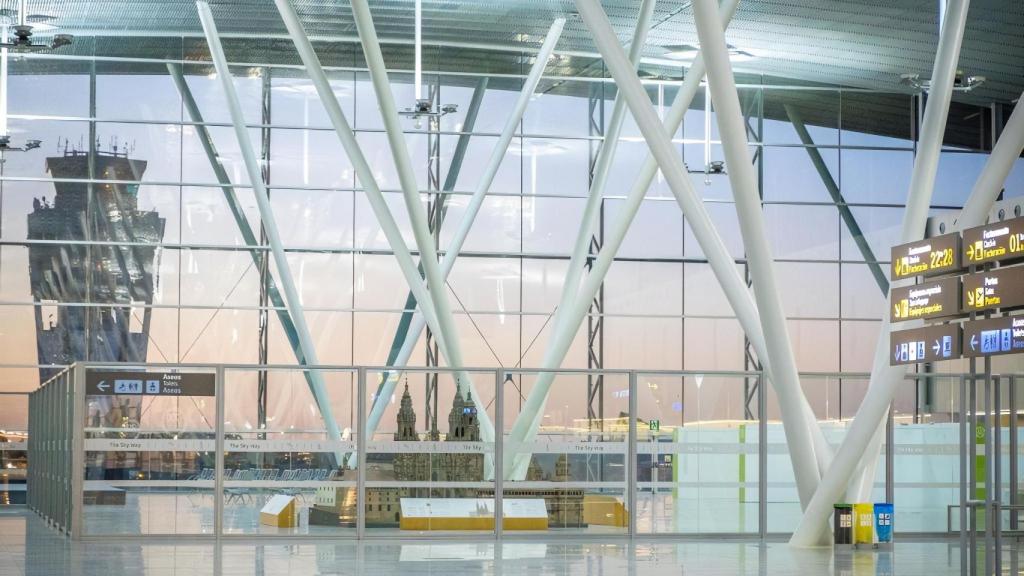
[272,0,496,443]
[551,0,656,341]
[791,0,971,546]
[197,1,345,464]
[692,0,821,512]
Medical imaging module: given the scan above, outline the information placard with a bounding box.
[890,277,960,322]
[963,316,1024,358]
[962,216,1024,265]
[891,233,960,280]
[86,371,215,397]
[890,323,961,366]
[961,266,1024,312]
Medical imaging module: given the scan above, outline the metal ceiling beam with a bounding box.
[692,0,822,514]
[784,103,888,293]
[791,0,971,547]
[196,0,346,466]
[348,0,489,441]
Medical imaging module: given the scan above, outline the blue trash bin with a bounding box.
[874,502,893,543]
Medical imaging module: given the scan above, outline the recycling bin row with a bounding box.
[834,503,893,546]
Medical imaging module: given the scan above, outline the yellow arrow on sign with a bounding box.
[967,290,974,306]
[966,243,975,260]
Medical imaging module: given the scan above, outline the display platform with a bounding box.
[399,498,548,531]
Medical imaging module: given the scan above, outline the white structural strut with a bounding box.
[505,0,834,483]
[196,1,346,465]
[957,91,1024,229]
[271,0,494,444]
[357,19,565,466]
[691,0,821,512]
[845,86,1024,502]
[347,0,472,390]
[551,0,656,343]
[790,0,971,546]
[505,0,756,481]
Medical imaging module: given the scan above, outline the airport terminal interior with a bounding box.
[0,0,1022,574]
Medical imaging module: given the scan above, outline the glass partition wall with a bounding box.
[52,363,996,539]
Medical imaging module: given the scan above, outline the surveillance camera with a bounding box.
[441,103,458,114]
[709,160,725,174]
[953,69,965,88]
[25,139,41,150]
[414,99,432,113]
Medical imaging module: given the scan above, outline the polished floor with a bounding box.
[0,507,1015,575]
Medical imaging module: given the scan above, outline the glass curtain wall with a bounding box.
[1,38,1022,534]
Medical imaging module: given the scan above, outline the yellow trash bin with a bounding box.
[853,503,874,545]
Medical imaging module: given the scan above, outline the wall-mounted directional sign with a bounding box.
[85,371,216,397]
[962,216,1024,266]
[890,277,960,322]
[890,323,961,366]
[891,233,961,280]
[961,266,1024,312]
[963,316,1024,358]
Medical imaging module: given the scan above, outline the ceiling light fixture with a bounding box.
[662,43,756,62]
[900,70,986,93]
[0,1,70,53]
[401,0,457,128]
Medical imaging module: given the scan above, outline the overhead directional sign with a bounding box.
[963,316,1024,358]
[962,266,1024,312]
[963,216,1024,265]
[891,233,961,280]
[890,323,961,366]
[890,277,960,322]
[86,371,216,397]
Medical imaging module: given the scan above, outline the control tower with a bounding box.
[27,143,164,384]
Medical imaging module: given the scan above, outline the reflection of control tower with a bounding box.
[27,143,164,383]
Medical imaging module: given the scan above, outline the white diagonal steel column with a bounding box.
[272,0,494,444]
[506,0,784,481]
[791,0,971,546]
[357,19,565,466]
[347,0,471,386]
[846,87,1024,502]
[552,0,655,341]
[958,93,1024,228]
[196,0,345,465]
[692,0,821,511]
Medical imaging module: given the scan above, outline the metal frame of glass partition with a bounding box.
[26,362,987,541]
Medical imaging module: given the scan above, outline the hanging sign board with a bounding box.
[891,233,961,280]
[890,276,961,322]
[889,323,961,366]
[961,266,1024,312]
[85,371,216,397]
[962,315,1024,358]
[962,216,1024,266]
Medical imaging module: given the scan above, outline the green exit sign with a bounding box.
[649,420,660,431]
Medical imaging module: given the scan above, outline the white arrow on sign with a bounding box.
[96,381,109,392]
[970,334,978,351]
[932,340,941,355]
